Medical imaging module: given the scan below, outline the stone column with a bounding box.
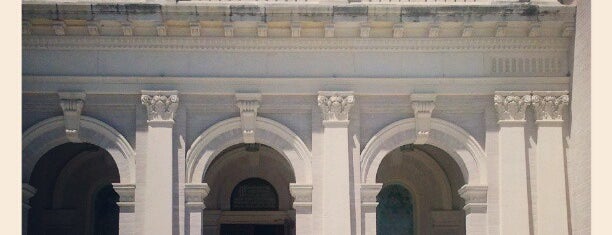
[360,183,382,235]
[140,90,179,234]
[113,183,136,235]
[185,183,210,235]
[459,185,488,235]
[317,91,354,235]
[493,91,531,235]
[532,91,570,235]
[290,184,314,235]
[22,184,36,235]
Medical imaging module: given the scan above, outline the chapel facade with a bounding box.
[22,0,589,234]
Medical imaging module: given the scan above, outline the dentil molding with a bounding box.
[59,91,86,143]
[141,90,179,125]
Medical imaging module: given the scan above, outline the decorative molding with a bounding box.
[429,23,440,38]
[290,184,313,213]
[190,22,201,37]
[257,22,268,37]
[317,91,355,125]
[185,183,211,209]
[291,22,301,38]
[325,23,335,38]
[531,91,569,122]
[224,22,234,38]
[393,23,404,38]
[411,93,437,145]
[112,183,136,207]
[491,57,565,75]
[87,22,99,36]
[360,22,371,38]
[22,36,571,52]
[52,21,66,36]
[235,93,261,144]
[494,91,532,123]
[495,22,507,37]
[121,23,133,37]
[23,184,37,207]
[360,183,382,212]
[529,22,542,37]
[23,20,31,35]
[156,24,167,37]
[141,90,179,125]
[458,185,488,214]
[59,91,86,143]
[462,24,474,38]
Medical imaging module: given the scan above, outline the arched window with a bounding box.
[377,184,414,235]
[230,178,279,211]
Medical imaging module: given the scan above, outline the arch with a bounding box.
[361,118,487,185]
[23,116,136,184]
[186,117,312,184]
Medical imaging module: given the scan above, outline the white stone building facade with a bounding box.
[21,0,589,235]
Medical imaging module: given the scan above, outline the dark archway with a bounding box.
[377,184,414,235]
[27,143,120,235]
[230,178,279,211]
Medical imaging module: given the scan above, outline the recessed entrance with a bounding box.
[202,143,296,235]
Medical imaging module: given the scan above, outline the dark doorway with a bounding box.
[220,224,285,235]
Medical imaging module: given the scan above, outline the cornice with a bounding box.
[23,36,570,52]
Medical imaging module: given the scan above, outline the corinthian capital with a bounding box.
[493,91,532,123]
[531,91,569,122]
[317,91,355,125]
[141,90,179,125]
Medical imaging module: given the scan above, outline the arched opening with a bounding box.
[375,144,466,235]
[204,143,296,235]
[377,184,414,235]
[27,143,120,235]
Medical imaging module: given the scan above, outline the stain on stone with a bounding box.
[522,5,539,16]
[333,6,368,16]
[230,5,260,17]
[125,4,161,14]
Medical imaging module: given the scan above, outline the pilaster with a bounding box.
[360,183,382,235]
[113,183,136,235]
[493,91,531,235]
[532,91,570,235]
[140,90,179,235]
[290,184,314,234]
[185,183,210,235]
[59,92,85,143]
[459,185,488,235]
[317,91,354,235]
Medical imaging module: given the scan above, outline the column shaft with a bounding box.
[535,123,569,234]
[498,124,531,234]
[322,125,351,234]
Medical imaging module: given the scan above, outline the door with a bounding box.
[220,224,285,235]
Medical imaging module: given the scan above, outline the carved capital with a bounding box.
[112,183,136,207]
[291,22,301,38]
[393,23,404,38]
[257,22,268,37]
[532,91,569,123]
[324,23,335,38]
[190,22,201,37]
[361,183,382,212]
[458,185,487,214]
[59,92,86,143]
[290,184,313,214]
[494,91,532,123]
[23,184,37,208]
[224,22,234,37]
[317,91,355,126]
[141,90,179,126]
[236,93,261,144]
[360,22,371,38]
[411,93,437,145]
[185,183,211,210]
